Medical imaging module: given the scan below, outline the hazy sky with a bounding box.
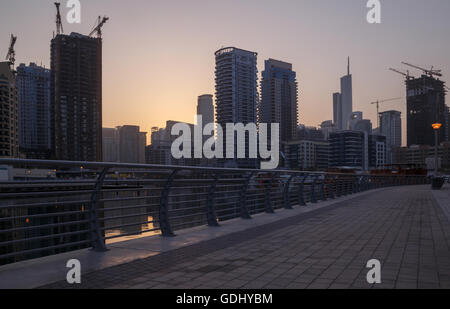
[1,0,449,145]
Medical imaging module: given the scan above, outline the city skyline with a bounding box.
[1,0,449,146]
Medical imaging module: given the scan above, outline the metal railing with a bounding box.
[0,159,427,265]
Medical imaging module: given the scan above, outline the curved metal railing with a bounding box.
[0,159,427,265]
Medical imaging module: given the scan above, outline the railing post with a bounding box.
[159,169,178,237]
[264,172,276,214]
[310,175,318,203]
[89,167,109,252]
[298,174,307,206]
[327,175,335,199]
[283,174,295,209]
[206,172,220,227]
[239,172,255,219]
[319,175,327,201]
[335,176,342,197]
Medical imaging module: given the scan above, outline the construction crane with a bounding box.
[401,61,442,78]
[89,16,109,38]
[389,68,413,80]
[54,2,64,35]
[5,34,17,71]
[370,97,402,128]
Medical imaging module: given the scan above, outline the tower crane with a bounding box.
[401,61,442,78]
[89,16,109,38]
[389,68,413,80]
[5,34,17,71]
[370,97,402,128]
[54,2,64,35]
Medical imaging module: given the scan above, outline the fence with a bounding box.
[0,159,427,265]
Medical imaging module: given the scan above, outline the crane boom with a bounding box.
[389,68,411,79]
[5,34,17,69]
[54,2,64,35]
[370,97,402,128]
[89,16,109,38]
[401,61,442,78]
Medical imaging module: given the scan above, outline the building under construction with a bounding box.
[0,61,19,158]
[406,75,447,147]
[50,32,103,161]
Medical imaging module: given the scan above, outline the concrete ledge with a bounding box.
[0,188,386,289]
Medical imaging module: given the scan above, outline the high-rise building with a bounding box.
[51,33,102,161]
[333,93,342,130]
[320,120,336,140]
[333,58,353,131]
[260,59,298,144]
[341,57,353,130]
[406,75,447,147]
[329,131,365,170]
[0,62,19,158]
[16,63,51,159]
[197,94,214,127]
[379,110,402,164]
[215,47,258,168]
[102,126,146,163]
[102,128,119,162]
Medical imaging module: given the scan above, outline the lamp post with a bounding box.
[431,123,444,190]
[432,123,441,176]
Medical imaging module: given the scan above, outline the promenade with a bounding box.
[2,185,444,289]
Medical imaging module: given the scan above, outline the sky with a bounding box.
[1,0,449,146]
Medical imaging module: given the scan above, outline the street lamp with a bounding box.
[431,123,444,190]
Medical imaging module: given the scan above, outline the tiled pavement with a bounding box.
[41,185,450,289]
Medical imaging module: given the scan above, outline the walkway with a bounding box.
[36,185,450,289]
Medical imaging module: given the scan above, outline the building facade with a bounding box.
[16,63,51,159]
[379,110,402,164]
[51,33,102,161]
[0,62,19,158]
[406,75,447,147]
[215,47,258,168]
[102,126,146,163]
[333,58,353,131]
[260,59,298,144]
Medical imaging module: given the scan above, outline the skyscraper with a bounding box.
[215,47,258,168]
[50,33,102,161]
[333,92,342,130]
[102,126,147,163]
[16,63,51,159]
[260,59,298,144]
[0,62,19,158]
[197,94,214,127]
[333,58,353,131]
[340,57,353,130]
[380,110,402,164]
[406,75,447,147]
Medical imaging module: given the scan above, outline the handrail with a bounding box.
[0,158,428,266]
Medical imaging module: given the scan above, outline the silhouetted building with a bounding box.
[406,75,447,147]
[379,110,402,164]
[297,125,325,141]
[51,33,102,161]
[215,47,258,168]
[0,62,19,158]
[320,120,336,140]
[333,58,353,131]
[283,140,329,170]
[102,126,146,163]
[16,63,51,159]
[260,59,298,145]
